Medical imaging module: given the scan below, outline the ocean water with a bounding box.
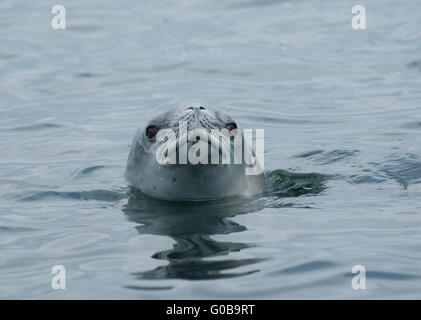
[1,0,421,299]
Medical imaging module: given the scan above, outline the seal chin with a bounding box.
[128,163,259,201]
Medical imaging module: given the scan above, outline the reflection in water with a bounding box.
[123,189,266,280]
[122,170,327,281]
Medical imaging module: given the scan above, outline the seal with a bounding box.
[125,102,265,201]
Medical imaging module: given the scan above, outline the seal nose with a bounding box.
[187,106,205,128]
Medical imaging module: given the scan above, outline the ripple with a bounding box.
[68,25,101,33]
[80,166,106,175]
[277,260,335,274]
[294,150,324,158]
[345,270,420,281]
[124,285,174,291]
[20,190,127,202]
[401,121,421,130]
[349,174,386,184]
[0,226,37,233]
[380,153,421,189]
[75,72,105,78]
[6,123,63,132]
[0,53,19,60]
[228,0,284,9]
[265,169,328,197]
[294,149,359,165]
[407,60,421,70]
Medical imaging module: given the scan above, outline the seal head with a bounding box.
[125,102,265,201]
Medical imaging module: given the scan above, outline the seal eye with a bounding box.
[226,123,237,132]
[146,125,158,139]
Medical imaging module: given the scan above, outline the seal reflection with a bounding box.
[122,188,265,280]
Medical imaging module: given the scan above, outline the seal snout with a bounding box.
[186,105,206,129]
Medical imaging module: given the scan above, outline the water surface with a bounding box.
[1,0,421,299]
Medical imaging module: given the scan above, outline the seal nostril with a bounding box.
[199,106,205,110]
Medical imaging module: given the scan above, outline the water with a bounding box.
[1,0,421,299]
